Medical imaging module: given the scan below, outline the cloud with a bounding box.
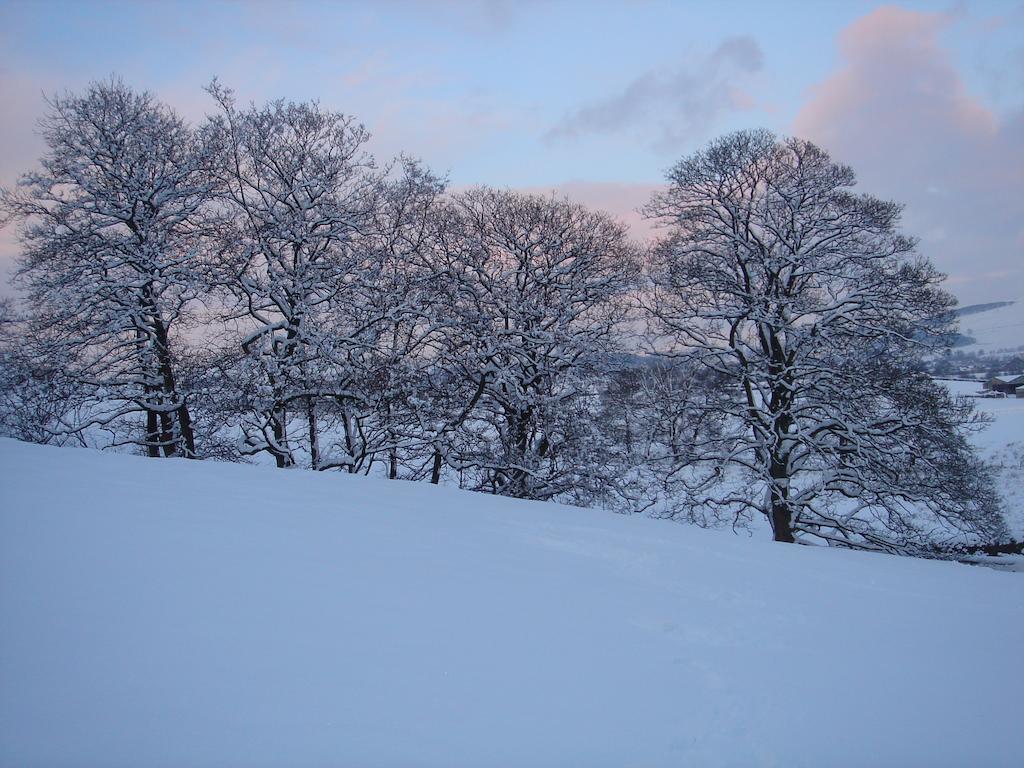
[794,7,996,152]
[793,5,1024,305]
[546,36,764,152]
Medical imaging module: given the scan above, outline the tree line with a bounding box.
[0,79,1008,555]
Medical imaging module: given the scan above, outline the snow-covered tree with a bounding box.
[203,83,379,468]
[1,80,213,456]
[645,129,1005,552]
[597,357,727,508]
[336,158,449,479]
[0,299,81,445]
[438,188,640,501]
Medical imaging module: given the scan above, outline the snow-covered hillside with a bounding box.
[942,379,1024,538]
[1,439,1022,768]
[955,298,1024,352]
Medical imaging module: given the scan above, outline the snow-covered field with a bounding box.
[943,379,1024,538]
[2,438,1022,767]
[955,299,1024,353]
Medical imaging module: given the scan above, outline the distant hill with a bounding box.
[952,299,1023,351]
[954,301,1017,318]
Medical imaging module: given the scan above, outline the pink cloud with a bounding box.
[793,5,1023,305]
[795,6,996,151]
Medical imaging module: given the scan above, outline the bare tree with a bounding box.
[438,188,640,501]
[598,357,728,509]
[1,79,213,457]
[645,129,1005,552]
[0,299,84,445]
[334,157,449,479]
[203,83,378,468]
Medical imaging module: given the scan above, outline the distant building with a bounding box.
[984,374,1024,394]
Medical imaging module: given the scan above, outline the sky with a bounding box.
[0,0,1022,305]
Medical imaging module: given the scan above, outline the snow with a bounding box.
[942,378,1024,537]
[1,437,1022,767]
[956,298,1024,353]
[945,379,1024,449]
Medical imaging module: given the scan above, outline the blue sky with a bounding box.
[1,0,1022,302]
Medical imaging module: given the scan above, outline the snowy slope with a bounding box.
[1,439,1022,768]
[955,298,1024,352]
[943,379,1024,538]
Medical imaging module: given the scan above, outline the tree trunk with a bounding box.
[145,409,161,458]
[771,502,795,543]
[271,404,293,468]
[430,449,443,485]
[307,397,319,470]
[159,410,177,457]
[145,292,196,458]
[342,406,357,474]
[768,446,795,543]
[177,401,196,458]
